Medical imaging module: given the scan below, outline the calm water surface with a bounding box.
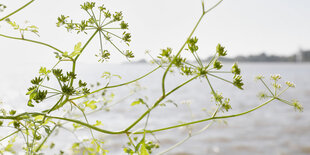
[0,62,309,155]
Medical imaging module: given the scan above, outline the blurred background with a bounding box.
[0,0,309,154]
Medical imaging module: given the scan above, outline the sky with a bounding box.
[0,0,310,65]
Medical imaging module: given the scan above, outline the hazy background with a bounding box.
[1,0,310,66]
[1,1,310,154]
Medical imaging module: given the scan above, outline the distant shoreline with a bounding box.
[127,51,310,64]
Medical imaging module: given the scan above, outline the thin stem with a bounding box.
[99,30,104,52]
[101,29,123,40]
[0,0,35,21]
[207,73,234,85]
[162,13,205,96]
[70,66,161,100]
[139,98,275,133]
[75,29,99,61]
[206,53,217,69]
[125,75,199,132]
[276,98,293,106]
[101,31,124,55]
[0,130,19,142]
[40,85,61,93]
[277,86,290,97]
[47,115,123,134]
[0,34,64,54]
[35,125,57,152]
[205,75,216,95]
[260,79,274,96]
[157,122,213,155]
[160,0,224,95]
[208,71,231,73]
[70,100,101,149]
[103,27,123,30]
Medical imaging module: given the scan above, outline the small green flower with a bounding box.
[98,4,106,11]
[255,75,264,80]
[257,92,269,99]
[67,72,77,79]
[113,11,123,21]
[285,81,295,88]
[59,75,69,83]
[231,63,241,75]
[160,48,172,58]
[61,84,75,95]
[181,66,193,76]
[56,15,69,27]
[222,98,231,112]
[233,75,244,90]
[52,69,63,77]
[216,44,227,56]
[80,2,95,10]
[33,90,48,103]
[187,37,199,53]
[271,74,281,81]
[272,83,282,89]
[104,10,111,18]
[122,32,131,42]
[31,77,43,85]
[125,50,134,58]
[78,80,87,87]
[82,88,90,95]
[120,21,129,29]
[196,67,208,76]
[172,56,185,67]
[212,91,223,103]
[213,60,223,70]
[292,100,303,112]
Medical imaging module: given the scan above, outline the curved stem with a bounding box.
[0,130,19,142]
[139,98,275,133]
[124,75,199,132]
[70,66,161,101]
[161,13,205,96]
[74,29,99,61]
[0,33,64,54]
[0,0,35,21]
[35,125,57,152]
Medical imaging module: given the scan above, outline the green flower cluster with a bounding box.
[56,2,133,62]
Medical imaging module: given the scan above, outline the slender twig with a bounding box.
[0,34,64,54]
[0,130,19,142]
[0,0,35,21]
[70,66,161,100]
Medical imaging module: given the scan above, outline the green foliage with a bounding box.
[5,18,39,38]
[0,1,302,155]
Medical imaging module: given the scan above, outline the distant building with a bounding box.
[296,50,310,62]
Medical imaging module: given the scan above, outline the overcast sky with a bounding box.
[1,0,310,64]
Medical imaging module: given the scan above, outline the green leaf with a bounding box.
[131,100,141,106]
[74,42,82,51]
[84,100,98,110]
[139,141,149,155]
[29,92,37,100]
[93,120,103,127]
[69,42,82,58]
[26,87,36,95]
[73,123,82,129]
[27,100,34,107]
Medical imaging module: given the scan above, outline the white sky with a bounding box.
[1,0,310,65]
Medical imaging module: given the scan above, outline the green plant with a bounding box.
[0,1,302,154]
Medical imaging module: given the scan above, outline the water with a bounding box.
[0,62,309,155]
